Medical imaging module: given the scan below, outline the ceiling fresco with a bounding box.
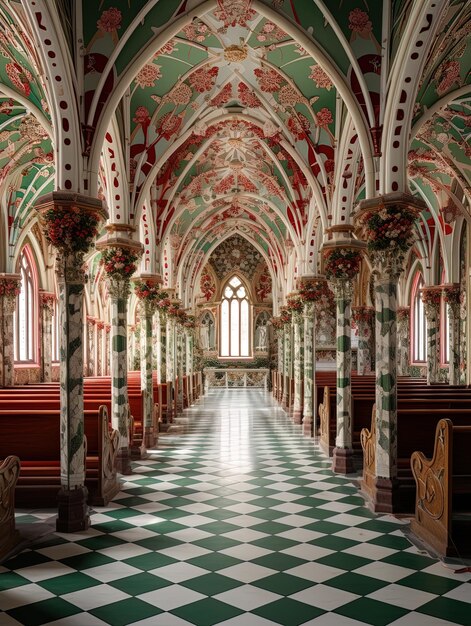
[0,1,469,298]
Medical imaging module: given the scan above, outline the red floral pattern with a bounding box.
[5,63,33,96]
[349,8,372,34]
[309,65,333,90]
[209,83,233,107]
[135,63,161,88]
[287,113,310,140]
[189,67,219,93]
[238,83,261,108]
[254,68,283,92]
[97,7,122,32]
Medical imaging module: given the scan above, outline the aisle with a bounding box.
[1,389,470,626]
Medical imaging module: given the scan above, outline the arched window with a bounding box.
[220,276,250,357]
[14,248,37,362]
[412,274,427,363]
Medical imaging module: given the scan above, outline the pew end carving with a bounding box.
[0,455,21,562]
[360,404,377,504]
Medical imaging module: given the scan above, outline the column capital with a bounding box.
[421,286,442,314]
[442,283,460,305]
[322,240,365,283]
[0,273,21,302]
[35,192,107,256]
[39,291,56,313]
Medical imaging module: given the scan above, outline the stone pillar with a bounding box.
[153,311,161,381]
[177,323,184,412]
[397,307,410,376]
[105,323,111,376]
[187,329,194,403]
[422,287,441,385]
[166,316,176,419]
[86,316,95,376]
[442,285,460,385]
[39,292,55,382]
[302,302,315,436]
[355,193,424,512]
[36,192,107,532]
[281,313,291,409]
[352,307,375,375]
[96,233,143,474]
[290,297,304,424]
[330,279,355,473]
[96,321,105,376]
[160,311,167,383]
[0,274,21,387]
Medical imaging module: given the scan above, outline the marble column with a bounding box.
[355,193,424,512]
[422,287,441,385]
[140,301,155,448]
[177,324,184,412]
[39,292,55,382]
[153,311,161,382]
[96,321,104,376]
[352,307,375,375]
[0,275,21,387]
[186,330,193,403]
[282,322,291,409]
[108,277,132,473]
[302,302,315,436]
[166,317,175,420]
[105,324,111,376]
[160,312,167,384]
[292,309,304,424]
[442,285,460,385]
[36,192,106,532]
[277,328,284,402]
[330,279,354,474]
[396,307,410,377]
[86,316,95,376]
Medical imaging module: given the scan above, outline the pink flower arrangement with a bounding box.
[324,248,362,280]
[280,307,292,324]
[271,316,284,331]
[184,315,196,329]
[358,204,417,252]
[0,278,21,298]
[101,247,139,279]
[40,206,101,253]
[397,307,410,321]
[156,297,171,313]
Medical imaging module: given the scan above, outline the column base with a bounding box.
[332,447,355,474]
[143,428,155,449]
[116,447,133,475]
[292,408,303,424]
[302,416,313,437]
[361,476,399,513]
[56,487,90,533]
[282,396,289,410]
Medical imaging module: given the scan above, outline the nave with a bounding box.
[1,390,470,626]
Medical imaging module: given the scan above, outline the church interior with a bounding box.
[1,1,471,624]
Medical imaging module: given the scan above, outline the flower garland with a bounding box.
[101,247,140,279]
[442,285,460,305]
[40,206,101,253]
[324,248,361,280]
[0,277,21,298]
[358,204,417,252]
[156,297,171,314]
[422,289,441,307]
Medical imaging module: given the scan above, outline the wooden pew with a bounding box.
[360,407,471,513]
[0,406,120,507]
[0,455,20,562]
[410,418,471,557]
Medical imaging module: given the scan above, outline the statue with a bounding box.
[200,321,210,350]
[256,322,267,350]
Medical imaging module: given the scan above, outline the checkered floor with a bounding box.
[2,389,470,626]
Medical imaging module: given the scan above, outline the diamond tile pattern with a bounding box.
[2,389,471,625]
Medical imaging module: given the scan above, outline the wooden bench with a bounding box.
[410,419,471,558]
[0,455,20,562]
[0,406,120,507]
[360,407,471,512]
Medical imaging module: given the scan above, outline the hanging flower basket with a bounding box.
[357,204,417,252]
[40,206,102,253]
[0,277,21,298]
[324,247,362,280]
[101,247,140,279]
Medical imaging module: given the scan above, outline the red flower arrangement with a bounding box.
[134,280,168,304]
[324,248,361,280]
[442,285,460,304]
[358,204,417,252]
[40,206,101,253]
[397,307,410,321]
[280,306,292,324]
[298,279,332,302]
[156,297,171,313]
[101,247,140,279]
[421,289,441,306]
[286,296,303,312]
[0,278,21,297]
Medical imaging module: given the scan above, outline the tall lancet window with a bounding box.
[14,247,37,362]
[220,276,250,357]
[412,274,427,363]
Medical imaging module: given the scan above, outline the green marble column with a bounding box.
[302,302,315,436]
[290,299,304,424]
[140,300,155,448]
[442,285,461,385]
[422,288,441,385]
[36,192,106,532]
[0,275,21,387]
[396,307,410,377]
[352,307,375,375]
[281,312,291,409]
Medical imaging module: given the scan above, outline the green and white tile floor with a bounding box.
[1,389,470,625]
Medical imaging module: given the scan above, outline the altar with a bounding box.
[204,368,269,390]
